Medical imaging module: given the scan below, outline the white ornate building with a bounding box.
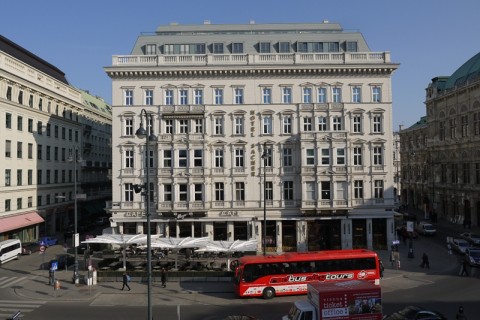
[0,35,112,242]
[106,21,399,252]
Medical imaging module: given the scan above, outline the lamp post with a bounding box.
[135,109,157,320]
[261,142,268,256]
[69,147,80,284]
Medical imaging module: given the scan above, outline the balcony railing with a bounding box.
[112,52,391,67]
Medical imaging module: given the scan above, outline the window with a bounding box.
[37,170,42,185]
[461,115,468,137]
[28,170,33,185]
[68,129,72,141]
[165,119,173,134]
[273,40,289,52]
[214,116,224,135]
[373,146,383,165]
[213,43,224,54]
[234,88,244,104]
[165,89,174,105]
[234,149,244,167]
[353,147,363,165]
[18,91,23,104]
[336,148,345,165]
[262,87,272,104]
[54,147,58,161]
[179,119,189,134]
[372,86,382,103]
[27,119,33,133]
[215,182,224,201]
[6,113,12,129]
[5,140,11,157]
[317,87,327,103]
[5,169,11,186]
[46,124,51,136]
[124,89,134,106]
[321,181,330,200]
[214,88,224,105]
[5,199,11,212]
[321,149,330,165]
[352,86,362,103]
[194,89,203,105]
[303,117,313,132]
[263,147,273,167]
[214,149,224,168]
[145,44,156,55]
[346,41,358,52]
[178,149,188,167]
[125,150,134,168]
[262,115,272,134]
[353,115,362,133]
[61,148,66,161]
[28,143,33,159]
[179,184,188,201]
[145,149,154,168]
[164,184,172,201]
[17,116,23,131]
[259,42,271,53]
[235,182,245,201]
[6,86,12,100]
[283,115,292,134]
[145,89,154,105]
[354,180,363,199]
[194,184,203,201]
[306,149,315,165]
[179,89,188,105]
[62,127,66,139]
[163,150,172,167]
[474,112,480,136]
[17,142,22,158]
[194,149,203,167]
[232,43,243,54]
[373,115,382,133]
[28,196,33,208]
[283,181,294,200]
[54,125,58,138]
[283,147,293,167]
[234,116,244,135]
[302,87,312,103]
[374,180,384,199]
[46,146,51,161]
[125,183,134,202]
[306,182,316,201]
[46,170,50,184]
[318,116,327,131]
[265,181,273,201]
[297,42,322,52]
[332,116,343,131]
[332,87,342,103]
[195,119,203,133]
[281,87,292,104]
[125,118,133,136]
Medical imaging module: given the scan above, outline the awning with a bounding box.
[0,211,44,233]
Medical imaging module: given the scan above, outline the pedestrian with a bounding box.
[121,272,131,291]
[379,260,384,278]
[161,268,167,288]
[456,306,468,320]
[460,260,469,276]
[420,253,430,269]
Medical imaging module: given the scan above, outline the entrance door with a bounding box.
[352,219,367,249]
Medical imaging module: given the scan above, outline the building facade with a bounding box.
[401,52,480,227]
[106,22,399,252]
[0,35,111,242]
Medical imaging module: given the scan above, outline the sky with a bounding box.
[2,0,479,129]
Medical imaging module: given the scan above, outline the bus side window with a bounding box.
[304,310,313,320]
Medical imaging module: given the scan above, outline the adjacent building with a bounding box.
[0,35,111,242]
[401,52,480,227]
[106,21,399,252]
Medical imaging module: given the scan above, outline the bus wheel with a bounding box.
[262,287,275,299]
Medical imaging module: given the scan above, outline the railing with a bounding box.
[112,52,391,67]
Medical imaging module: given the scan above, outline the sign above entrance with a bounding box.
[219,211,239,217]
[302,210,349,217]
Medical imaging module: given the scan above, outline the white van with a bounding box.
[415,222,436,236]
[0,239,22,265]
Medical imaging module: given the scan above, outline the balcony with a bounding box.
[111,52,391,67]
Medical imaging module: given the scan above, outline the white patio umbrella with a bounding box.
[82,233,160,270]
[195,239,258,270]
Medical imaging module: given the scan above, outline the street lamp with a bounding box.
[68,147,81,284]
[261,142,268,256]
[135,109,157,320]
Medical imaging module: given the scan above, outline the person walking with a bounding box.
[121,272,131,291]
[161,268,167,288]
[420,253,430,269]
[456,306,468,319]
[460,260,469,276]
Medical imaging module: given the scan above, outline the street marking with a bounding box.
[0,276,27,288]
[0,300,46,319]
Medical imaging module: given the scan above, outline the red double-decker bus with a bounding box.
[232,249,381,299]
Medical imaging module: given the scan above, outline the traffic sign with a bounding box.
[40,245,46,253]
[51,261,58,271]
